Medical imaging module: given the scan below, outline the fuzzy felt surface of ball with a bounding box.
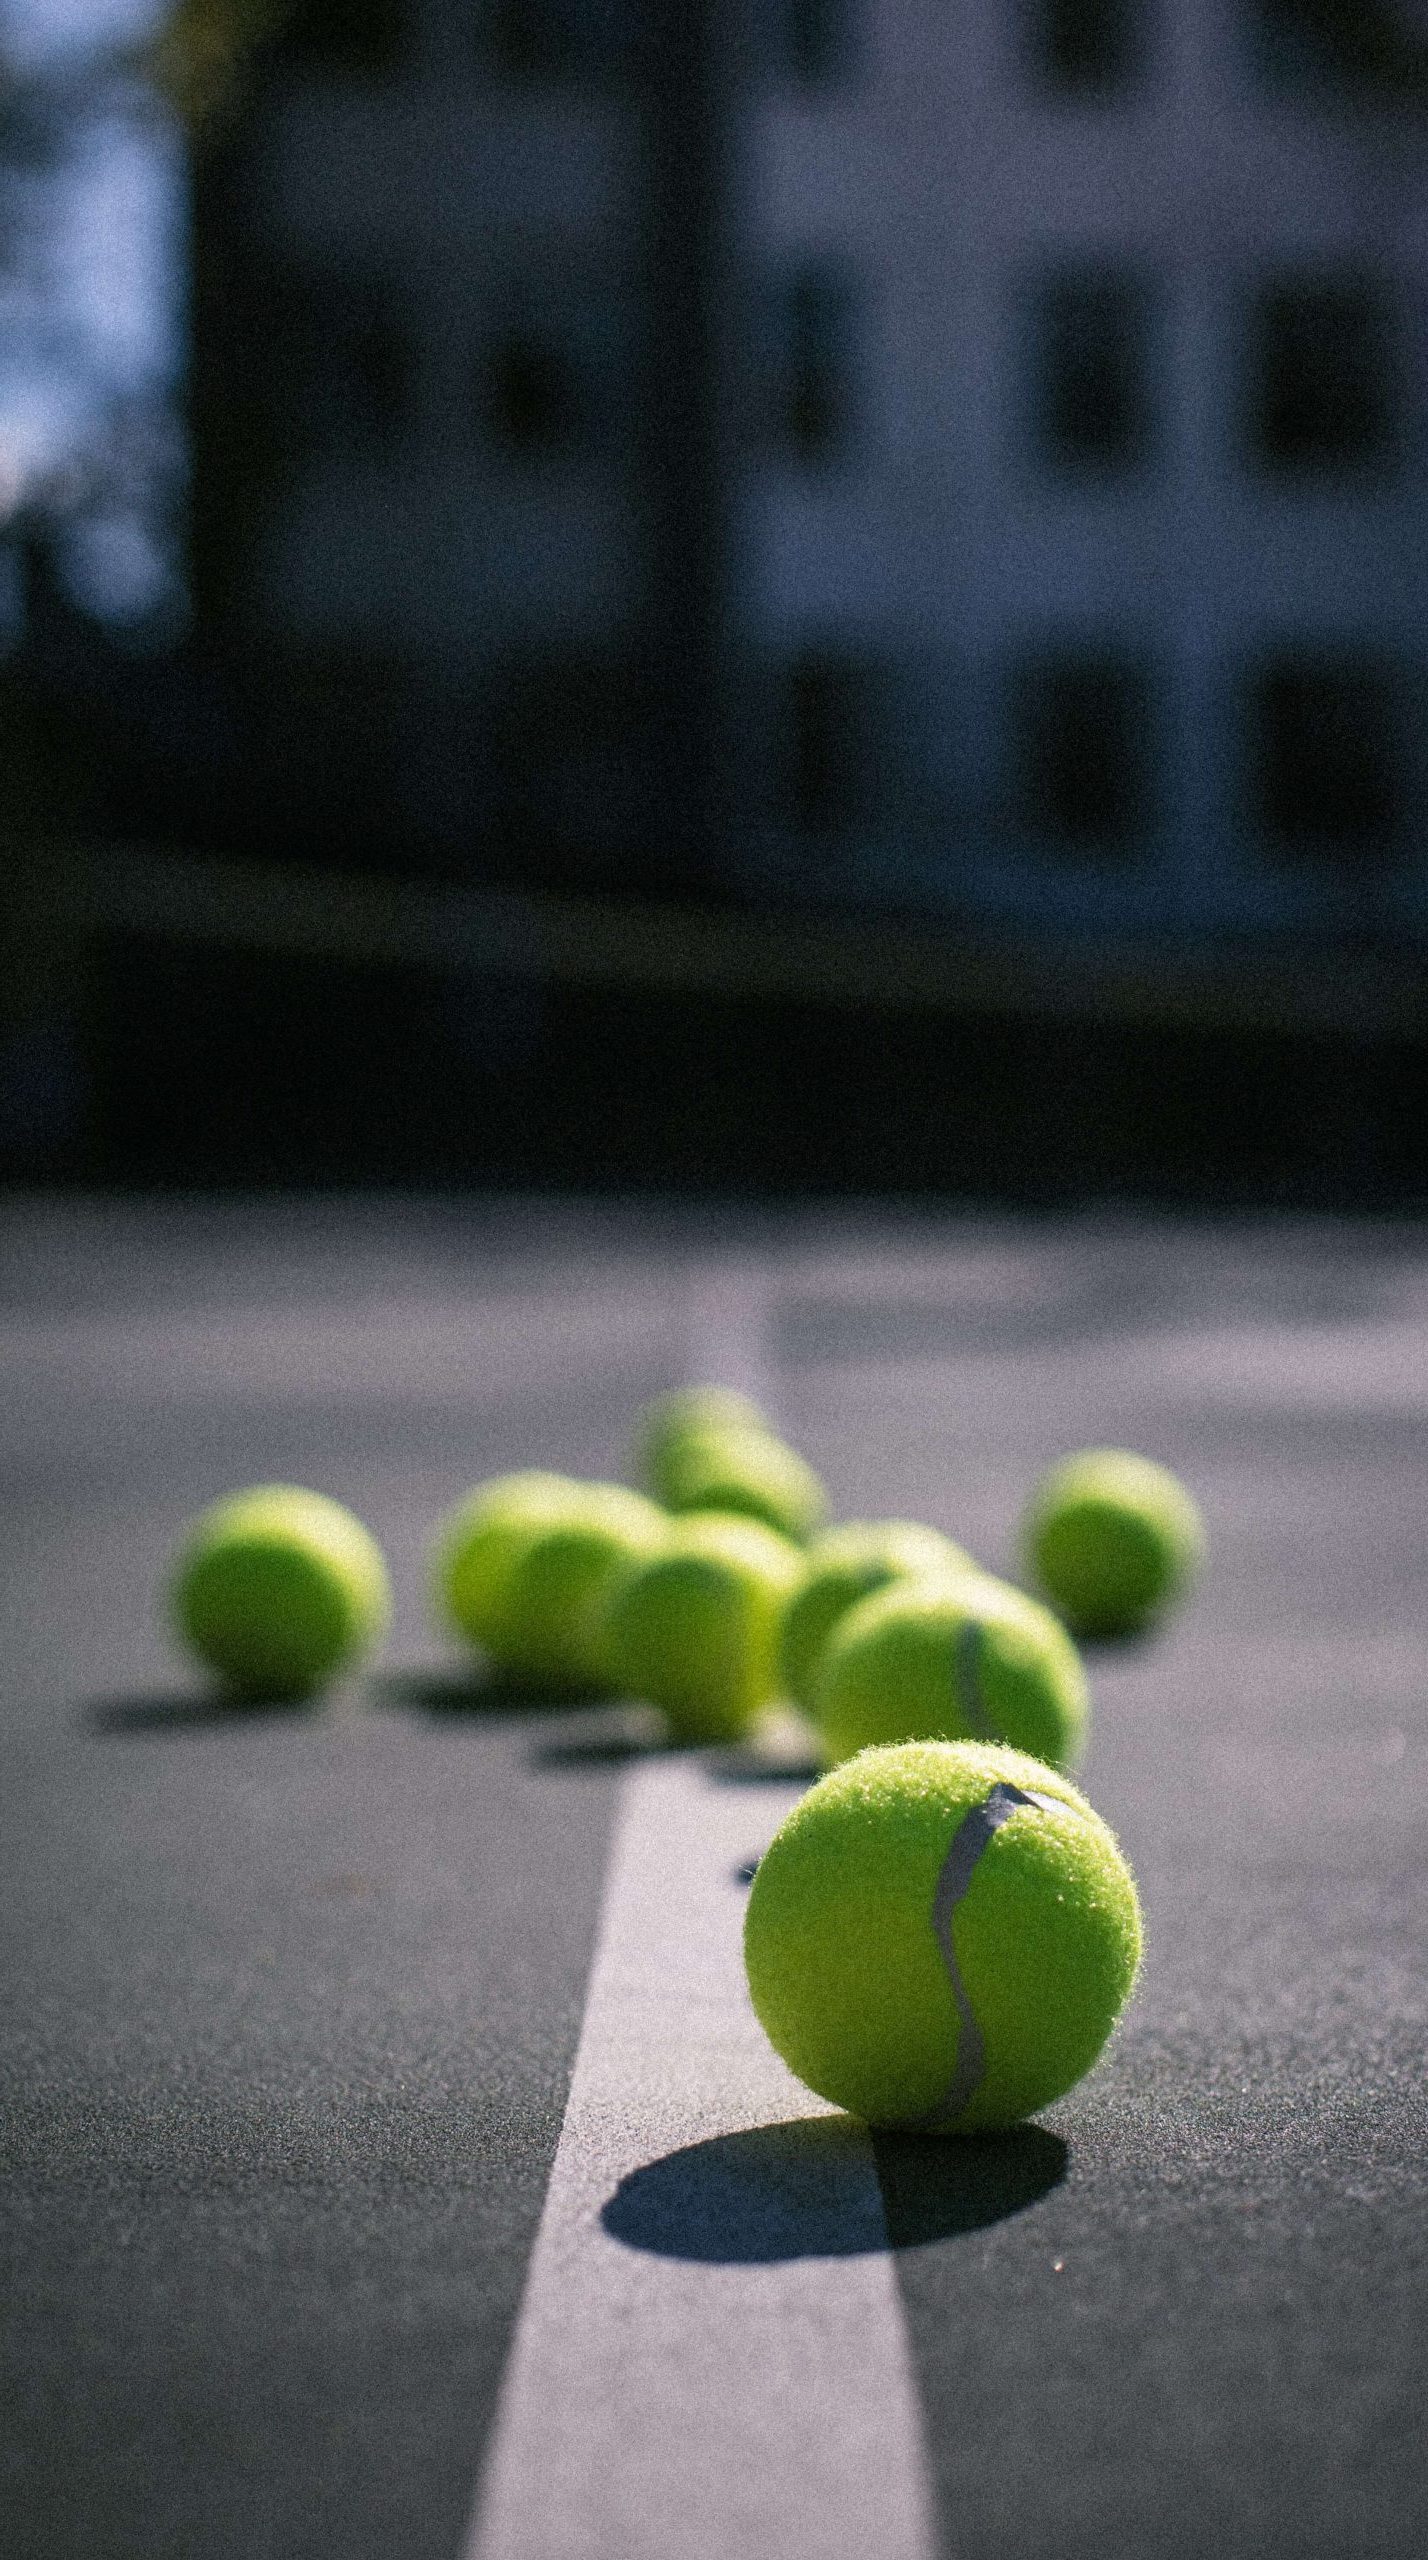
[171,1485,390,1700]
[601,1510,803,1743]
[650,1423,827,1543]
[779,1519,977,1709]
[744,1739,1141,2130]
[493,1484,669,1688]
[634,1385,770,1481]
[1022,1448,1205,1637]
[434,1471,585,1656]
[813,1575,1088,1772]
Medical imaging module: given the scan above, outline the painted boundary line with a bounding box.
[464,1757,936,2560]
[684,1259,775,1411]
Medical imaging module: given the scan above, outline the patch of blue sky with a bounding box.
[0,0,184,619]
[1,0,168,75]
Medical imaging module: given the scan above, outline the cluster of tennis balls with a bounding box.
[429,1389,1203,1768]
[172,1387,1201,1741]
[170,1390,1203,2136]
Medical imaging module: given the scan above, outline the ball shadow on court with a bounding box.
[1076,1627,1160,1662]
[529,1703,671,1766]
[601,2116,1067,2263]
[377,1666,601,1716]
[86,1690,316,1733]
[707,1741,822,1786]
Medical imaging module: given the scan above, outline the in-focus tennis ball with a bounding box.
[1022,1448,1205,1637]
[652,1423,827,1543]
[492,1484,669,1688]
[744,1739,1141,2129]
[602,1511,803,1743]
[813,1575,1088,1772]
[779,1520,979,1709]
[635,1384,770,1481]
[171,1485,390,1700]
[435,1471,584,1655]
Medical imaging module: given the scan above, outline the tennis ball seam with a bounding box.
[744,1741,1140,2131]
[914,1780,1065,2129]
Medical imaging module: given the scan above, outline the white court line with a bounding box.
[464,1757,937,2560]
[683,1261,776,1410]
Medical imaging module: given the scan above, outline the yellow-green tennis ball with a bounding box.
[492,1484,669,1688]
[813,1575,1088,1772]
[635,1384,770,1482]
[744,1739,1141,2130]
[1022,1448,1205,1637]
[779,1520,979,1709]
[171,1485,390,1700]
[602,1511,803,1743]
[652,1423,827,1542]
[434,1470,584,1654]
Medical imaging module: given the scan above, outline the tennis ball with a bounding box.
[435,1470,584,1655]
[813,1574,1088,1772]
[635,1384,770,1480]
[779,1520,979,1709]
[492,1483,669,1688]
[171,1485,390,1700]
[744,1739,1141,2129]
[1023,1448,1205,1637]
[601,1511,803,1744]
[652,1423,827,1543]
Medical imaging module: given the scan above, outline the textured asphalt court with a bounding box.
[2,1197,1425,2560]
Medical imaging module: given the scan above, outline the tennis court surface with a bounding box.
[2,1196,1424,2560]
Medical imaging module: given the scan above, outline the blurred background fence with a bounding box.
[2,0,1427,1196]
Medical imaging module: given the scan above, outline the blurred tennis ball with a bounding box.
[602,1510,803,1743]
[171,1484,390,1700]
[779,1519,978,1709]
[493,1483,669,1688]
[434,1470,585,1658]
[634,1385,770,1480]
[1022,1449,1204,1637]
[651,1423,827,1543]
[813,1573,1088,1772]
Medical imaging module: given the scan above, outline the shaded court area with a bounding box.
[1,1194,1425,2559]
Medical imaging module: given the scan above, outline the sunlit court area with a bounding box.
[2,8,1426,2559]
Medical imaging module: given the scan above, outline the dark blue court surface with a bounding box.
[1,1198,1424,2559]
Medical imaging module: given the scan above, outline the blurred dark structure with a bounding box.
[186,0,768,893]
[173,0,1428,931]
[3,0,1428,1196]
